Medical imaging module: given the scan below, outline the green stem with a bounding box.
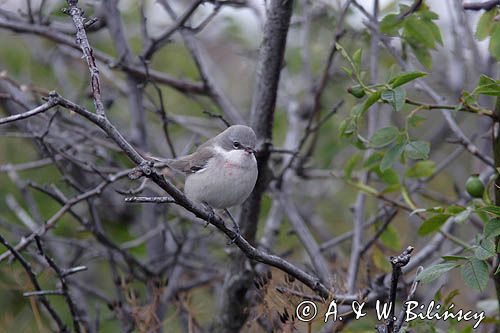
[438,230,472,250]
[405,98,494,117]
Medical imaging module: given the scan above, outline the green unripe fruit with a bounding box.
[465,175,484,198]
[348,85,366,98]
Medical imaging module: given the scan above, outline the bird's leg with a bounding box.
[202,202,216,227]
[224,208,240,244]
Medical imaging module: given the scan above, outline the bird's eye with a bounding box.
[233,141,241,149]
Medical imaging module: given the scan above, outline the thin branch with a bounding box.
[279,195,331,285]
[0,233,68,332]
[142,0,204,60]
[0,98,57,124]
[394,266,423,332]
[158,0,245,125]
[376,246,414,333]
[64,0,106,117]
[124,196,175,203]
[0,16,206,94]
[17,91,330,299]
[24,290,64,297]
[399,0,423,19]
[0,166,131,262]
[35,235,82,333]
[463,0,500,10]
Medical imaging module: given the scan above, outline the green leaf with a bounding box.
[380,14,402,36]
[369,126,399,148]
[339,117,357,137]
[408,115,426,127]
[418,214,451,236]
[443,289,461,307]
[474,74,500,96]
[476,7,498,41]
[416,262,459,283]
[344,154,361,179]
[341,66,352,77]
[380,141,405,171]
[475,238,496,260]
[405,140,430,160]
[381,87,406,112]
[442,255,468,262]
[378,168,400,186]
[427,206,446,214]
[484,218,500,239]
[336,43,354,68]
[389,71,427,88]
[404,16,436,49]
[405,160,436,178]
[351,103,365,116]
[353,48,362,73]
[426,20,443,46]
[379,225,401,251]
[478,205,500,217]
[479,74,497,86]
[461,258,489,291]
[411,44,432,69]
[382,183,401,194]
[363,90,382,112]
[453,208,471,224]
[489,25,500,60]
[419,8,439,21]
[363,152,384,170]
[372,247,392,271]
[447,205,466,214]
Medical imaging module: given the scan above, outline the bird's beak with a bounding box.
[244,147,256,154]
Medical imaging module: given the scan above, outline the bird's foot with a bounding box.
[203,202,215,227]
[224,208,240,245]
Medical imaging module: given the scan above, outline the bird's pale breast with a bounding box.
[184,149,258,209]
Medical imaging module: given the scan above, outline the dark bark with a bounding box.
[211,1,296,332]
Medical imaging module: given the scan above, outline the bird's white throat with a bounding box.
[214,145,255,168]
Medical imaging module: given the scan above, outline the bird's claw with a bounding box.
[228,223,240,245]
[224,208,240,245]
[203,203,215,227]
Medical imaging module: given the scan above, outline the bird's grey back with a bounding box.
[166,125,256,173]
[167,146,215,174]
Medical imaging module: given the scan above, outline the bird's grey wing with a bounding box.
[168,147,215,174]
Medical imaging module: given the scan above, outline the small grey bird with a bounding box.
[164,125,258,237]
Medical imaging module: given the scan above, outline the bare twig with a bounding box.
[64,0,106,117]
[376,246,414,333]
[394,266,423,332]
[0,98,57,124]
[35,236,82,333]
[142,0,204,60]
[158,0,245,125]
[0,233,68,332]
[279,195,331,285]
[125,196,175,203]
[0,17,206,94]
[463,0,500,10]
